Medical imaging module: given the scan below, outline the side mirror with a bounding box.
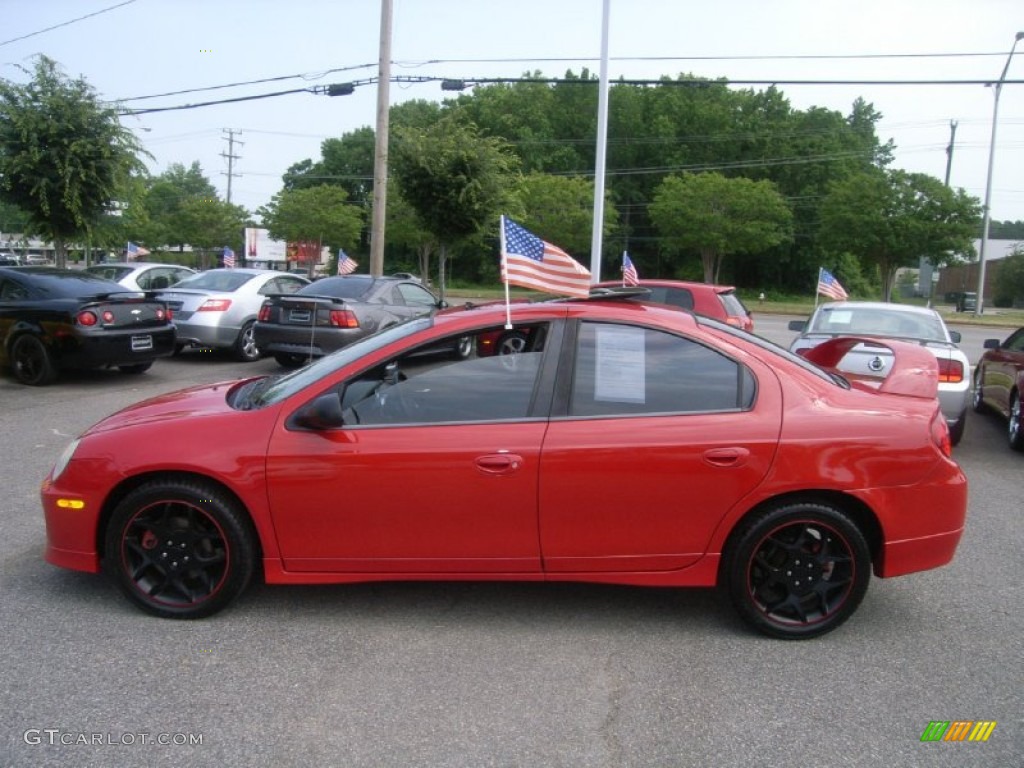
[290,393,345,430]
[983,338,1000,350]
[788,320,807,332]
[437,299,449,309]
[948,330,961,344]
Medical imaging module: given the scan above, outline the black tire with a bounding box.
[234,321,260,362]
[971,371,987,414]
[497,331,528,356]
[274,353,309,368]
[452,335,474,360]
[724,502,870,640]
[171,343,186,357]
[1009,391,1024,452]
[10,334,57,386]
[948,410,966,447]
[104,480,257,619]
[118,362,153,375]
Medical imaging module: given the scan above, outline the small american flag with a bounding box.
[337,250,358,275]
[500,216,590,298]
[222,246,236,269]
[817,268,848,300]
[126,241,149,260]
[622,253,639,286]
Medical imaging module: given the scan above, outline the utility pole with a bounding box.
[221,129,243,204]
[369,0,393,277]
[943,120,958,186]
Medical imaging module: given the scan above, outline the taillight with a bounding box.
[155,308,166,321]
[937,358,964,384]
[329,309,359,328]
[794,348,811,358]
[198,299,232,312]
[725,317,743,328]
[76,311,98,326]
[931,411,952,458]
[258,304,271,322]
[102,310,115,323]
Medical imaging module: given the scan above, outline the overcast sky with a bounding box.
[3,0,1023,222]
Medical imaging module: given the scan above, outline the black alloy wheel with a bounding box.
[105,480,257,619]
[10,334,57,386]
[725,502,870,640]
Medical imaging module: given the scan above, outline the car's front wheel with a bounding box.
[1008,391,1024,452]
[972,371,987,413]
[10,334,57,386]
[724,502,870,640]
[234,321,260,362]
[105,480,257,619]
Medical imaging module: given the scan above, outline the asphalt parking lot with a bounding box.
[1,332,1021,767]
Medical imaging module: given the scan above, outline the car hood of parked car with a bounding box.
[82,379,248,435]
[802,337,939,401]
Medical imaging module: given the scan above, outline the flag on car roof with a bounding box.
[817,268,848,301]
[222,246,236,269]
[499,216,591,299]
[126,241,149,260]
[337,249,358,275]
[622,253,639,286]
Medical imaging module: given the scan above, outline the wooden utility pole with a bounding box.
[369,0,393,277]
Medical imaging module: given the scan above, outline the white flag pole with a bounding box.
[500,216,512,330]
[815,266,822,308]
[588,0,611,282]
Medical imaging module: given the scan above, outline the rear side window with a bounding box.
[569,322,755,417]
[718,291,750,319]
[643,286,694,310]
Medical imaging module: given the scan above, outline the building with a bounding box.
[936,239,1021,304]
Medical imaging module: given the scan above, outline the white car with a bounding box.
[84,262,196,291]
[789,301,970,445]
[158,269,309,361]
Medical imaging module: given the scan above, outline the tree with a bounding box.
[144,162,219,249]
[649,172,793,283]
[391,116,520,297]
[0,56,144,267]
[175,197,248,269]
[257,185,364,258]
[515,173,616,259]
[386,190,438,283]
[819,169,981,301]
[993,246,1024,307]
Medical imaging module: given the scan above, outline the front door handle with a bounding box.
[475,453,523,475]
[702,447,750,468]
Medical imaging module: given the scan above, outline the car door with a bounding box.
[538,320,781,573]
[265,323,559,573]
[983,328,1024,413]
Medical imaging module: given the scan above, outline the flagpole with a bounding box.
[499,216,512,330]
[588,0,611,282]
[814,266,822,308]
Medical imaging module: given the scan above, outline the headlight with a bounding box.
[51,439,81,482]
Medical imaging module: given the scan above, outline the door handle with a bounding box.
[702,447,750,467]
[475,453,523,475]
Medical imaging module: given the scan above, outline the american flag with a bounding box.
[500,216,591,299]
[337,249,358,275]
[126,241,149,260]
[222,246,236,269]
[622,253,639,286]
[817,268,848,300]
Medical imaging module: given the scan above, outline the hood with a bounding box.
[802,337,939,400]
[84,379,250,435]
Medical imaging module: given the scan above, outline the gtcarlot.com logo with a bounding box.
[920,721,997,742]
[23,729,203,746]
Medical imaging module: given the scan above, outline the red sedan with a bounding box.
[594,279,754,331]
[972,326,1024,451]
[41,293,966,639]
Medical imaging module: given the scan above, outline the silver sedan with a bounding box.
[158,269,308,361]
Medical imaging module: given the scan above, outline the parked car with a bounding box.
[789,301,971,445]
[255,274,461,367]
[955,292,978,313]
[972,326,1024,451]
[0,252,20,266]
[157,269,308,361]
[41,295,967,638]
[85,262,196,292]
[0,266,175,385]
[594,279,754,331]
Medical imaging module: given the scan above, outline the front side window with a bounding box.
[569,322,755,417]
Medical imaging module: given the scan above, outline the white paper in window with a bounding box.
[594,325,645,403]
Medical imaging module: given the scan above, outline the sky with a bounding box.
[2,0,1023,223]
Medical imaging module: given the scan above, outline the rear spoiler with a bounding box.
[267,293,349,304]
[802,336,939,400]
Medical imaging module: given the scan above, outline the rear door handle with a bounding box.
[702,447,750,467]
[475,453,523,475]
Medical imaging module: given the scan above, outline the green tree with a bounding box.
[514,173,616,259]
[175,197,248,269]
[386,190,438,283]
[257,184,363,257]
[993,246,1024,307]
[144,161,219,250]
[0,56,145,267]
[649,171,793,283]
[391,116,520,297]
[819,169,980,301]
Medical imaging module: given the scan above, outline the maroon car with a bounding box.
[595,279,754,331]
[972,326,1024,451]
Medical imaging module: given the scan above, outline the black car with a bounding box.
[0,267,176,385]
[255,275,465,367]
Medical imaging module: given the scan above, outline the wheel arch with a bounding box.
[96,470,263,565]
[718,490,883,579]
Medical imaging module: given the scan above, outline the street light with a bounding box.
[975,31,1024,317]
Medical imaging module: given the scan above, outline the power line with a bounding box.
[0,0,138,47]
[401,51,1016,65]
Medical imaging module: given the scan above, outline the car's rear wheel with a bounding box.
[274,353,309,368]
[234,321,260,362]
[118,362,153,375]
[724,502,870,640]
[105,480,257,619]
[972,372,987,413]
[11,334,57,386]
[1008,391,1024,452]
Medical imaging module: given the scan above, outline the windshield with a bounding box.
[173,271,256,292]
[253,317,433,406]
[807,306,948,342]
